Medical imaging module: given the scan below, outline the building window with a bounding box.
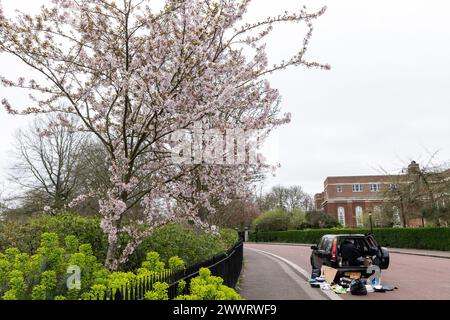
[389,183,399,191]
[370,184,380,192]
[338,207,346,227]
[355,206,364,227]
[336,185,343,193]
[352,184,363,192]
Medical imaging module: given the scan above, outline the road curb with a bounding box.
[246,242,450,259]
[386,250,450,259]
[247,242,313,247]
[246,247,343,301]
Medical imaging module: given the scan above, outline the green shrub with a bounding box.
[219,228,240,248]
[289,209,306,230]
[176,280,186,296]
[250,227,450,251]
[174,268,241,300]
[0,213,107,260]
[0,232,194,300]
[302,210,340,229]
[141,252,165,273]
[168,256,186,271]
[0,232,106,300]
[144,282,169,300]
[0,215,240,271]
[252,210,291,232]
[251,209,314,232]
[128,224,236,270]
[1,232,240,300]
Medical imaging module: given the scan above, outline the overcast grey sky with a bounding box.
[1,0,450,197]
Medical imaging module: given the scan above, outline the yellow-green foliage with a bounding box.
[1,232,239,301]
[186,268,241,300]
[144,267,242,301]
[168,256,185,271]
[0,232,193,300]
[0,232,106,300]
[141,252,165,273]
[144,282,169,300]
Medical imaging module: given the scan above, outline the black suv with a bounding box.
[310,234,389,279]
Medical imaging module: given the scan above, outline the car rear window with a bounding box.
[318,237,326,250]
[322,238,333,252]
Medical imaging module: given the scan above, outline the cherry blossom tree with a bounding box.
[0,0,329,270]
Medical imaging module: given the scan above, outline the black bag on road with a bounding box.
[350,279,368,296]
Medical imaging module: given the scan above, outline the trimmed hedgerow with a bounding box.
[249,227,450,251]
[0,214,239,271]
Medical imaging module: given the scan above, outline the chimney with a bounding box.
[407,161,420,175]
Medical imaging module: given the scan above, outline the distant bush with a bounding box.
[301,210,340,229]
[249,227,450,251]
[289,209,306,230]
[251,210,291,232]
[251,209,338,232]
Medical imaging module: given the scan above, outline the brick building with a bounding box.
[314,161,450,228]
[314,160,450,228]
[314,175,397,228]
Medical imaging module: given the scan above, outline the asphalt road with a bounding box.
[243,243,450,300]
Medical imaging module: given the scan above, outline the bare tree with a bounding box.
[382,159,450,227]
[0,185,7,221]
[260,185,313,212]
[9,115,87,212]
[206,197,261,229]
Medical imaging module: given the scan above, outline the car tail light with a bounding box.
[331,238,337,262]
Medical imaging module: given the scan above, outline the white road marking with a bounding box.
[246,247,343,301]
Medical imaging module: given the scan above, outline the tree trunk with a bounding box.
[400,196,407,228]
[104,190,129,270]
[105,235,119,271]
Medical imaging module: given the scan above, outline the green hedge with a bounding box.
[128,225,238,270]
[249,227,450,251]
[0,214,240,271]
[0,214,107,259]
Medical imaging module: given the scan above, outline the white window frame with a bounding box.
[336,185,343,193]
[338,207,346,227]
[370,183,380,192]
[355,206,364,227]
[352,184,363,192]
[389,183,399,191]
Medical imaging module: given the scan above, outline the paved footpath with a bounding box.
[238,247,331,300]
[244,243,450,300]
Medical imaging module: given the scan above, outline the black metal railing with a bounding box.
[97,241,243,300]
